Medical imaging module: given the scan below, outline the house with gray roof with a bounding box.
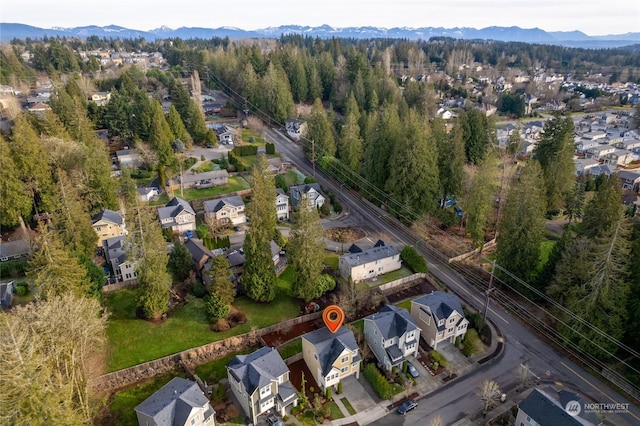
[0,281,14,308]
[176,170,229,190]
[0,239,31,262]
[92,209,126,247]
[158,197,196,234]
[103,236,136,282]
[301,326,361,392]
[134,377,215,426]
[204,195,246,226]
[289,184,325,209]
[275,188,289,221]
[338,244,401,283]
[411,291,468,350]
[618,170,640,192]
[227,347,298,425]
[285,118,307,141]
[515,388,601,426]
[364,305,421,371]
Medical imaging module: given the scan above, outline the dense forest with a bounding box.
[2,34,640,397]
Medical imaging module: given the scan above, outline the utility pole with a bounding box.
[483,260,496,321]
[311,139,316,178]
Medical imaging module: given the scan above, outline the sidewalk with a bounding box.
[328,319,504,425]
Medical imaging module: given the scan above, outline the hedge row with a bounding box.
[363,363,394,399]
[400,246,428,273]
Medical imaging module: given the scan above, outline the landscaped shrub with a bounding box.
[231,145,258,157]
[190,281,206,298]
[304,175,317,184]
[337,381,343,395]
[320,203,330,216]
[14,283,28,296]
[333,200,343,213]
[430,350,447,366]
[467,311,485,332]
[400,246,428,273]
[265,142,275,154]
[325,387,332,400]
[206,294,230,320]
[363,363,394,399]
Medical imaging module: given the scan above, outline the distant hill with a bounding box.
[1,22,639,48]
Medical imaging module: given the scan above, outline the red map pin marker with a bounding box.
[322,305,345,334]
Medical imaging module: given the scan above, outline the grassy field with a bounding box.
[323,253,339,270]
[395,299,412,311]
[109,371,189,425]
[356,267,414,291]
[465,328,486,355]
[151,176,250,205]
[105,267,300,371]
[241,129,267,146]
[326,401,345,420]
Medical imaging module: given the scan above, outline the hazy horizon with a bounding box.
[3,0,639,36]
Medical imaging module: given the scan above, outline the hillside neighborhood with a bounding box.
[1,30,640,426]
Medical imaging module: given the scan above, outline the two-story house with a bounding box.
[92,209,126,247]
[275,188,290,221]
[157,197,196,234]
[204,195,246,226]
[338,244,401,283]
[176,170,229,190]
[103,236,136,282]
[618,170,640,192]
[115,149,143,169]
[515,388,601,426]
[285,118,307,141]
[364,305,421,372]
[227,347,298,425]
[135,377,215,426]
[213,125,236,145]
[411,291,468,350]
[289,184,325,210]
[301,326,361,392]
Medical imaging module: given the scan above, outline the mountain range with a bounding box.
[2,23,639,49]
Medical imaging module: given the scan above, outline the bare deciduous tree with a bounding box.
[478,379,501,413]
[429,415,444,426]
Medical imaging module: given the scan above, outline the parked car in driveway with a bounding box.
[407,361,419,378]
[266,413,283,426]
[397,400,418,415]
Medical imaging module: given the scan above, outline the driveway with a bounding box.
[340,375,377,412]
[437,341,475,376]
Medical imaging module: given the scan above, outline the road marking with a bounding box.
[561,361,640,423]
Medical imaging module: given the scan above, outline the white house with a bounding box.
[411,291,468,350]
[338,244,401,283]
[275,188,290,221]
[157,197,196,234]
[290,184,325,209]
[364,305,421,371]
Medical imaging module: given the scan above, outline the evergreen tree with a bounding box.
[338,111,363,173]
[149,101,177,185]
[580,176,623,239]
[495,161,547,284]
[289,199,325,301]
[533,114,575,213]
[0,136,32,227]
[564,177,586,225]
[28,224,92,299]
[385,110,440,216]
[459,109,496,165]
[363,105,400,191]
[168,242,193,281]
[435,118,465,200]
[167,104,193,148]
[207,255,235,305]
[464,153,496,249]
[243,155,277,302]
[9,114,54,213]
[52,168,98,257]
[307,98,336,158]
[262,62,295,123]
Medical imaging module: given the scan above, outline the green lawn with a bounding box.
[323,254,339,270]
[395,300,412,311]
[326,401,345,420]
[340,397,356,415]
[191,160,219,174]
[105,270,300,371]
[109,371,189,426]
[465,328,486,355]
[241,129,267,146]
[151,176,250,205]
[356,267,414,291]
[350,319,364,335]
[277,338,302,359]
[194,349,254,383]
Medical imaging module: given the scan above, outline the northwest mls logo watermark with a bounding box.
[565,400,582,416]
[565,400,630,416]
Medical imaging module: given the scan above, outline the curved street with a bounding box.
[263,127,640,425]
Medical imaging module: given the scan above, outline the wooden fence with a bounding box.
[378,273,428,293]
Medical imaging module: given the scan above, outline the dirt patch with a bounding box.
[261,317,325,347]
[385,279,437,304]
[324,227,366,243]
[288,358,321,401]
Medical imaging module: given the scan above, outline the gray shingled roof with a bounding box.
[365,305,418,341]
[157,197,195,222]
[227,347,289,395]
[91,209,123,226]
[184,238,212,264]
[289,183,323,207]
[340,245,400,268]
[203,195,244,214]
[0,239,30,259]
[302,327,359,377]
[518,389,589,426]
[134,377,212,425]
[413,291,465,324]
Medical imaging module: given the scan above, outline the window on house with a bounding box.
[449,318,455,324]
[341,366,348,373]
[260,385,271,397]
[448,328,453,333]
[341,356,349,363]
[438,319,444,326]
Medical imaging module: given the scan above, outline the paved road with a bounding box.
[263,127,640,425]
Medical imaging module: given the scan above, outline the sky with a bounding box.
[2,0,639,36]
